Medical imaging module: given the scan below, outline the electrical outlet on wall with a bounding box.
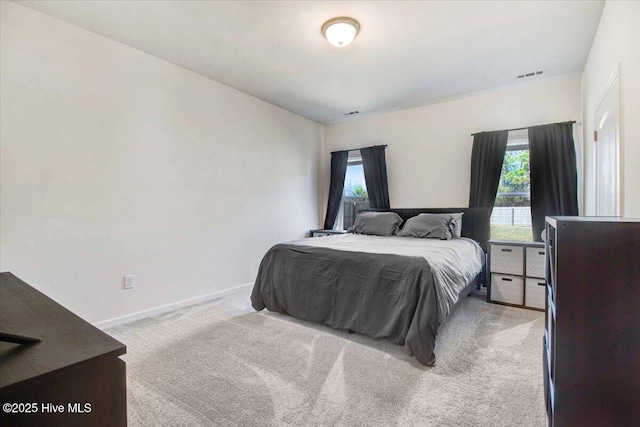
[124,275,134,290]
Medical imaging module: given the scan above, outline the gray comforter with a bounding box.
[251,235,483,366]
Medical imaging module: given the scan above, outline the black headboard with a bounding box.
[368,207,491,253]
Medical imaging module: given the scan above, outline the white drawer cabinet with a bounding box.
[491,274,524,305]
[489,240,545,311]
[490,244,524,275]
[525,277,546,309]
[526,247,546,278]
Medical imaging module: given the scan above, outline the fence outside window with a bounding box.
[491,207,532,226]
[344,200,531,230]
[343,197,370,229]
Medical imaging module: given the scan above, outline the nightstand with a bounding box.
[309,229,347,237]
[488,240,545,311]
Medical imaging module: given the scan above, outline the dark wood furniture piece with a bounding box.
[309,229,347,237]
[544,217,640,426]
[0,272,127,427]
[488,240,545,311]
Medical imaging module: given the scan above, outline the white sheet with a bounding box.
[290,234,485,322]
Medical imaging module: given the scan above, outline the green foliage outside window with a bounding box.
[495,150,530,207]
[491,224,533,241]
[344,182,368,198]
[498,150,530,193]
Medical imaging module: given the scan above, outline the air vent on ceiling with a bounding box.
[517,70,544,79]
[344,111,360,116]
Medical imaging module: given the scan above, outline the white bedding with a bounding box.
[290,234,485,322]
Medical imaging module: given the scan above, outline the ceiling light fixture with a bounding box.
[321,17,360,48]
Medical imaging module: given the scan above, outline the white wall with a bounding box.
[582,0,640,217]
[323,77,582,210]
[0,2,323,324]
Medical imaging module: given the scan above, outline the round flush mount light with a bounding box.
[321,17,360,48]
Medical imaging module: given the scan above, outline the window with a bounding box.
[342,153,369,229]
[491,129,533,241]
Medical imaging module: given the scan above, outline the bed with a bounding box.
[251,207,490,366]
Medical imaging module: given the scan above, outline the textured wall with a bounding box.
[323,77,582,211]
[0,2,323,324]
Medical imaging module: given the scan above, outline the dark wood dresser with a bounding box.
[544,217,640,426]
[0,272,127,426]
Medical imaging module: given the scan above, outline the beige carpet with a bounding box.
[107,292,546,426]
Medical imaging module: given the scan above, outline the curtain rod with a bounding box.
[330,144,387,154]
[470,121,577,137]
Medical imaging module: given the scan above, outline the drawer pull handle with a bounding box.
[501,278,513,282]
[501,248,512,252]
[539,251,545,255]
[538,282,545,286]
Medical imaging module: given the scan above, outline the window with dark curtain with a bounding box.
[468,131,509,210]
[360,145,390,209]
[342,153,369,230]
[323,150,349,230]
[491,130,533,241]
[529,122,578,241]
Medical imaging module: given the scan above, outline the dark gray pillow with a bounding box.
[397,213,453,239]
[446,212,464,238]
[348,212,404,236]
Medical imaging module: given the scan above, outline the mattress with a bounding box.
[251,234,484,365]
[292,234,484,322]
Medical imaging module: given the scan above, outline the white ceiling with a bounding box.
[15,1,605,123]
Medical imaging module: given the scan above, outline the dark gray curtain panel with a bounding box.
[468,131,509,209]
[323,150,349,230]
[361,145,390,209]
[529,122,578,241]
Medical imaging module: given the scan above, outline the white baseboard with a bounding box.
[94,282,253,330]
